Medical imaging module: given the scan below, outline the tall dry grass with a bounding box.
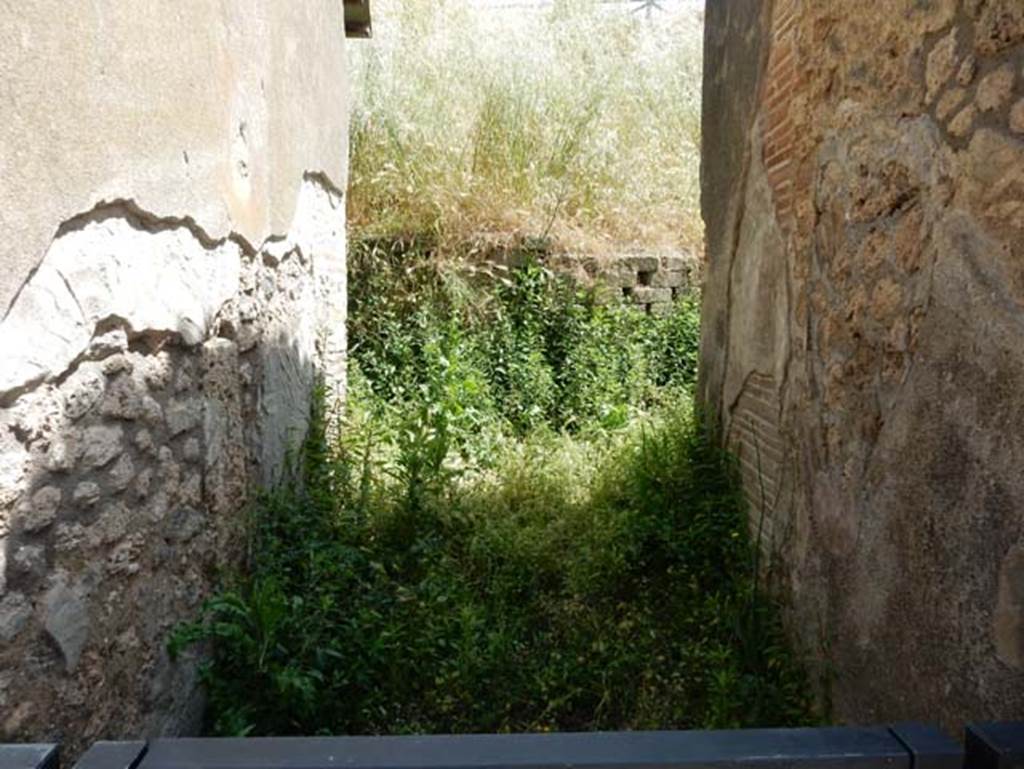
[347,0,704,253]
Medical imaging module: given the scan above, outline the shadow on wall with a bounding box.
[0,178,345,753]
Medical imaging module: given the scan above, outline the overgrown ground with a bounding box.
[171,0,817,738]
[173,243,815,735]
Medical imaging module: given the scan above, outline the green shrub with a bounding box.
[348,238,701,436]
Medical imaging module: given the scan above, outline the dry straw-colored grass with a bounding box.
[347,0,704,255]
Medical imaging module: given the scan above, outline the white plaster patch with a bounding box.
[0,213,241,399]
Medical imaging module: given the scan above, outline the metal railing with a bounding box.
[3,723,1021,769]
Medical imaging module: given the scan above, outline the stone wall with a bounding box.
[585,254,695,315]
[480,240,698,313]
[700,0,1024,726]
[0,2,348,750]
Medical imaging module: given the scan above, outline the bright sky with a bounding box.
[468,0,703,14]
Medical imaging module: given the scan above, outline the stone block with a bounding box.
[957,55,977,86]
[619,254,659,273]
[134,468,153,500]
[73,482,101,508]
[141,352,174,390]
[12,545,46,578]
[925,28,958,103]
[183,438,201,463]
[164,506,206,543]
[45,435,80,473]
[976,64,1015,112]
[1011,100,1024,135]
[601,265,637,288]
[662,255,689,272]
[87,328,128,358]
[20,486,61,532]
[936,87,967,121]
[632,287,673,304]
[81,424,124,469]
[166,399,201,436]
[95,502,129,545]
[109,453,135,492]
[62,368,105,421]
[0,593,31,641]
[974,0,1024,56]
[43,575,90,672]
[101,354,133,376]
[100,373,160,421]
[651,271,686,288]
[948,104,976,137]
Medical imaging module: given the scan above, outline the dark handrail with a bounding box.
[7,722,1024,769]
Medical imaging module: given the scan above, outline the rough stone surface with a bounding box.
[80,425,124,469]
[20,487,61,533]
[478,241,697,312]
[62,369,106,422]
[995,544,1024,668]
[42,576,90,673]
[949,104,978,137]
[108,454,135,492]
[701,0,1024,730]
[72,483,101,508]
[632,287,673,304]
[927,28,960,103]
[0,594,32,642]
[975,64,1016,111]
[937,87,968,121]
[0,0,350,753]
[12,545,46,579]
[1011,99,1024,134]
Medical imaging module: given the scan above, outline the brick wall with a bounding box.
[762,0,800,234]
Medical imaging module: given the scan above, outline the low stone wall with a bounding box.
[480,242,698,313]
[585,253,695,315]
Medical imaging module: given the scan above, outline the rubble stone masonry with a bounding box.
[701,0,1024,726]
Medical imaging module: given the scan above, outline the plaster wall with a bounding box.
[0,1,349,748]
[700,0,1024,725]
